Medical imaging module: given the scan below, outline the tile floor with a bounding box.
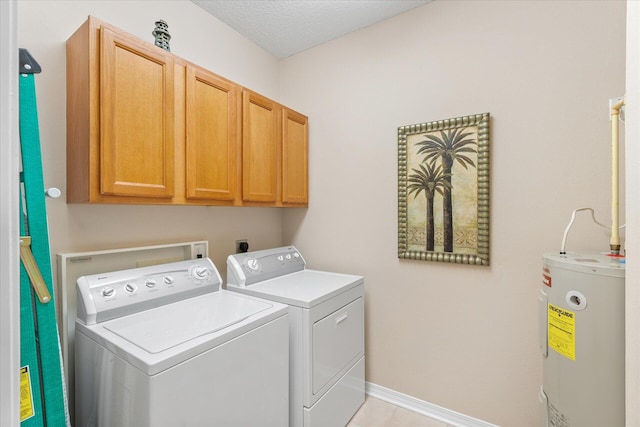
[347,396,457,427]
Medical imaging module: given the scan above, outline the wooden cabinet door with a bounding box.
[242,90,278,203]
[99,26,175,198]
[282,108,308,205]
[185,65,239,201]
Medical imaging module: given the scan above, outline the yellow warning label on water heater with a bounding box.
[20,366,35,421]
[548,303,576,360]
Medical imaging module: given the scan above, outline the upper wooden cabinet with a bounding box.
[101,26,176,198]
[242,90,279,203]
[185,64,240,201]
[67,17,176,203]
[66,16,307,207]
[242,89,309,207]
[281,108,309,205]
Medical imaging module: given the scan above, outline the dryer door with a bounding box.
[312,297,364,394]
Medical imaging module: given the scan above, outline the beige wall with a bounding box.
[281,1,626,425]
[17,1,286,275]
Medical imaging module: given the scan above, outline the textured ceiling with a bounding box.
[191,0,431,58]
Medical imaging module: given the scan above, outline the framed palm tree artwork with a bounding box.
[398,113,490,265]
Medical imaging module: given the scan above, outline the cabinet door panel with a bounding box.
[185,65,239,201]
[282,109,308,204]
[242,91,277,203]
[100,26,175,198]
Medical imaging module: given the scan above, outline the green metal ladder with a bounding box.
[18,48,69,427]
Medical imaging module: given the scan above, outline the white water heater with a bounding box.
[539,252,625,427]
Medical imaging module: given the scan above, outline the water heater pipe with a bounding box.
[609,96,625,255]
[560,208,608,254]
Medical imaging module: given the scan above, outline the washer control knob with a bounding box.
[193,266,208,279]
[145,279,157,288]
[277,255,284,262]
[102,287,115,298]
[124,283,137,293]
[247,258,260,271]
[293,252,300,258]
[163,275,174,285]
[286,254,292,260]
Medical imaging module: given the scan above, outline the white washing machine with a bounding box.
[226,246,365,427]
[74,257,289,427]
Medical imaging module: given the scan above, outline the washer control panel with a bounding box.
[77,258,221,325]
[227,246,305,287]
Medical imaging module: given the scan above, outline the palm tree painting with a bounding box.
[398,113,490,266]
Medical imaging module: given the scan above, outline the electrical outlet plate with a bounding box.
[193,243,207,259]
[235,239,248,253]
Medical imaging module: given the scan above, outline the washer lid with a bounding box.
[104,291,273,353]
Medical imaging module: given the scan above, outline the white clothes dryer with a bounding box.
[74,257,289,427]
[226,246,365,427]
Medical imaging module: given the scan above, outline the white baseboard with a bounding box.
[365,382,499,427]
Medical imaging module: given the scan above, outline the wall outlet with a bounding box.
[193,243,207,259]
[235,239,249,253]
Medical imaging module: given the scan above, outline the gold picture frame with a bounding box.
[398,113,490,265]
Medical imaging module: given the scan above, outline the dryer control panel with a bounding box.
[227,246,306,287]
[77,258,222,325]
